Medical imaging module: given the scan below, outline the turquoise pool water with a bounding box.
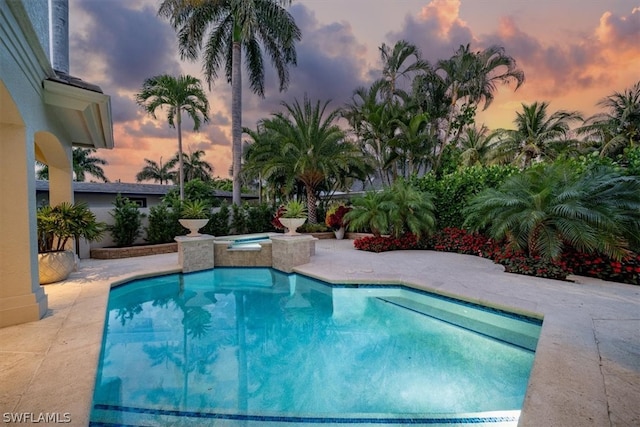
[90,268,541,426]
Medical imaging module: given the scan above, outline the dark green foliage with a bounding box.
[464,162,640,260]
[145,203,182,244]
[346,179,436,238]
[109,194,144,247]
[165,179,215,206]
[411,165,517,229]
[230,203,248,234]
[299,222,330,233]
[246,203,276,233]
[619,146,640,176]
[202,202,230,236]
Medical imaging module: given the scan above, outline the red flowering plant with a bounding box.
[271,205,286,230]
[325,204,352,231]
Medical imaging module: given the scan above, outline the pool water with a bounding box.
[90,268,541,426]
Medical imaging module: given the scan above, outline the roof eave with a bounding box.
[43,79,114,150]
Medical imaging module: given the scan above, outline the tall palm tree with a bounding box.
[159,0,301,206]
[435,44,525,170]
[136,157,177,184]
[173,149,214,182]
[36,147,109,182]
[342,81,399,186]
[499,101,583,168]
[72,148,109,182]
[378,40,430,104]
[135,74,210,200]
[464,163,640,260]
[579,81,640,157]
[247,97,364,223]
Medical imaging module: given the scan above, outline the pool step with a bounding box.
[379,296,541,352]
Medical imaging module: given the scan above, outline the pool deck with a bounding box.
[1,239,638,426]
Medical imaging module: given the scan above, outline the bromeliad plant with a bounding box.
[272,199,308,230]
[37,202,106,253]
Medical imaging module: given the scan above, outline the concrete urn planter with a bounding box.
[38,250,76,285]
[279,218,306,236]
[179,219,210,237]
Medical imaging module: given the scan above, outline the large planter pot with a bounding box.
[334,226,346,240]
[38,250,76,285]
[279,218,306,236]
[179,219,209,237]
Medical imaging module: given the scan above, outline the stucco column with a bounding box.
[47,147,73,207]
[0,124,48,327]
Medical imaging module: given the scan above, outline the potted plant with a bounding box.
[178,199,210,237]
[274,200,307,236]
[325,203,352,239]
[37,202,106,284]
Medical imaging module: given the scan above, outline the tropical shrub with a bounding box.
[230,203,248,234]
[146,202,182,243]
[344,191,390,237]
[411,165,517,229]
[203,202,230,236]
[562,249,639,285]
[464,162,640,260]
[37,202,106,252]
[353,233,421,253]
[325,203,351,230]
[353,226,638,284]
[346,180,436,238]
[299,222,330,233]
[246,203,276,233]
[109,194,144,247]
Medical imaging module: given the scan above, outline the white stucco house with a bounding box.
[0,0,114,327]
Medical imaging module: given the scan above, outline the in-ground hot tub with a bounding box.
[213,233,275,267]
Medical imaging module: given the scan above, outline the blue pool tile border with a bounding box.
[91,404,519,425]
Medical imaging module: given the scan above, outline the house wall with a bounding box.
[0,0,68,327]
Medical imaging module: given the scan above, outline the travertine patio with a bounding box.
[0,239,638,426]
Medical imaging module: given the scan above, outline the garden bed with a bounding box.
[91,243,177,259]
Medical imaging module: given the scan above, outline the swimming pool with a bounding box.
[90,268,541,426]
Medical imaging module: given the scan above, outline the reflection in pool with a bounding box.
[90,268,541,426]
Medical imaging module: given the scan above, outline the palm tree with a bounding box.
[246,97,364,223]
[457,125,504,167]
[378,40,430,104]
[135,74,210,200]
[36,147,109,182]
[136,157,177,184]
[388,111,433,177]
[385,179,435,239]
[579,81,640,157]
[435,44,525,170]
[464,163,640,260]
[159,0,301,206]
[499,101,583,168]
[173,149,214,182]
[342,81,399,186]
[344,191,391,237]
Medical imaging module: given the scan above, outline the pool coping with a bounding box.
[0,239,638,426]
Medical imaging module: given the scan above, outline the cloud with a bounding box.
[596,7,640,51]
[71,0,181,91]
[240,4,371,128]
[387,0,474,64]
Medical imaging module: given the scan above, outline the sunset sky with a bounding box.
[68,0,640,183]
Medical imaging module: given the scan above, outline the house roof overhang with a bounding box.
[43,75,114,150]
